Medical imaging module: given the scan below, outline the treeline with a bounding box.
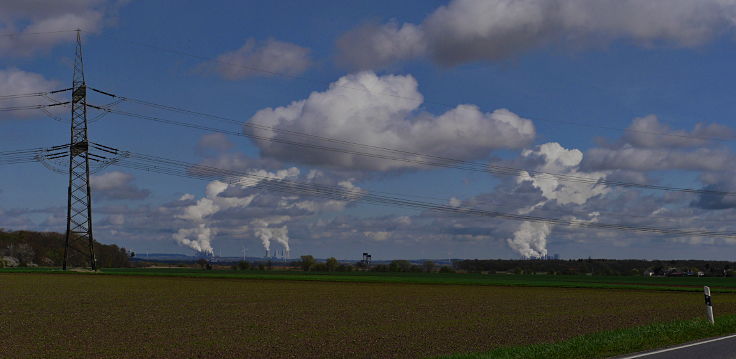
[0,229,130,268]
[226,256,452,273]
[455,258,736,276]
[227,256,367,272]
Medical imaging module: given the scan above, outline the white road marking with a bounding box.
[618,333,736,358]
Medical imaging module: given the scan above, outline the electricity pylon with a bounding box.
[63,30,96,270]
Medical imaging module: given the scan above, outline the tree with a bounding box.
[15,243,35,266]
[422,260,435,273]
[325,257,338,272]
[300,255,316,272]
[389,260,412,272]
[0,230,131,268]
[196,258,208,269]
[237,260,251,270]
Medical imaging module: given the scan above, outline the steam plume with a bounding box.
[507,221,551,258]
[254,225,290,258]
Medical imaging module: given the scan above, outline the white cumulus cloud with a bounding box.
[518,142,609,206]
[249,71,535,171]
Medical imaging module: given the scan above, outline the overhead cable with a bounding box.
[86,102,736,198]
[106,148,736,240]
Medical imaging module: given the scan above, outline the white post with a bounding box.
[704,286,714,324]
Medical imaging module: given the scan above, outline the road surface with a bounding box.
[615,334,736,359]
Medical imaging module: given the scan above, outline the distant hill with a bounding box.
[0,229,130,268]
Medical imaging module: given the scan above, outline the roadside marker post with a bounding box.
[704,286,714,324]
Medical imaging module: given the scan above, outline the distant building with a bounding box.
[361,252,372,267]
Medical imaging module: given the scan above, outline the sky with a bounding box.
[2,0,736,260]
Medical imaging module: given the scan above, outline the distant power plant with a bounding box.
[264,248,289,261]
[362,252,372,266]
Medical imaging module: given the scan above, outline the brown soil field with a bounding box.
[1,273,735,359]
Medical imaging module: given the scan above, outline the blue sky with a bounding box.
[2,0,736,260]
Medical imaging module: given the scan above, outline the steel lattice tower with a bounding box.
[63,30,96,270]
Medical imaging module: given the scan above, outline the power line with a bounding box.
[0,91,49,100]
[108,89,736,148]
[118,154,736,225]
[6,143,731,225]
[0,146,53,165]
[86,102,736,198]
[3,142,732,236]
[0,103,67,112]
[106,148,736,240]
[0,29,78,37]
[3,86,732,198]
[1,31,732,243]
[121,150,733,238]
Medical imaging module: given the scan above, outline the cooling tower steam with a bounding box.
[507,221,551,258]
[255,225,290,258]
[173,224,215,255]
[506,143,609,257]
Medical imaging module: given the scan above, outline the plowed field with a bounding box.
[2,273,735,358]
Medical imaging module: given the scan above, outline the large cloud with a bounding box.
[0,68,59,119]
[0,0,122,56]
[249,71,535,171]
[210,38,312,80]
[338,0,736,69]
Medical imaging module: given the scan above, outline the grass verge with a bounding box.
[2,267,735,293]
[436,315,736,359]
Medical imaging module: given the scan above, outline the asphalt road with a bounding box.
[615,334,736,359]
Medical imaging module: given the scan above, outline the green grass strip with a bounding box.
[436,315,736,359]
[2,267,735,293]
